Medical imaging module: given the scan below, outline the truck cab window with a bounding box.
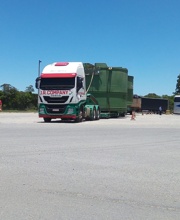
[77,77,83,92]
[40,77,75,90]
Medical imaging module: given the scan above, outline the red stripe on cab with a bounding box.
[41,73,76,78]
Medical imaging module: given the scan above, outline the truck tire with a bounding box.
[75,106,84,123]
[120,112,126,117]
[90,107,96,121]
[95,107,100,120]
[43,118,51,122]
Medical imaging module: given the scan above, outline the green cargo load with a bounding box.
[127,75,134,106]
[84,63,131,118]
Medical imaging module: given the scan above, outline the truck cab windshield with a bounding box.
[40,77,75,90]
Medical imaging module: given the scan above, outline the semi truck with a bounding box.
[35,62,133,122]
[130,95,169,114]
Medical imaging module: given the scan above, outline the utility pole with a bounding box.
[38,60,42,76]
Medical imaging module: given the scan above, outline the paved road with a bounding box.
[0,113,180,220]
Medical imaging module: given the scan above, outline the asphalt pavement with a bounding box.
[0,112,180,220]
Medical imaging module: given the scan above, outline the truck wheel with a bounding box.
[90,107,96,121]
[95,107,100,120]
[120,112,126,117]
[43,118,51,122]
[75,106,84,123]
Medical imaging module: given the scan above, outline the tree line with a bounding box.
[0,84,37,111]
[0,74,180,111]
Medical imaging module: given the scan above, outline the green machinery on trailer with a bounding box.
[84,63,134,118]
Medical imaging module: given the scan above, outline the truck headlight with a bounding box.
[39,108,45,114]
[67,108,74,114]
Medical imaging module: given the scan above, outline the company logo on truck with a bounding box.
[40,90,69,96]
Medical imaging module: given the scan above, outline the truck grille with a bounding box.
[44,96,69,103]
[45,104,67,114]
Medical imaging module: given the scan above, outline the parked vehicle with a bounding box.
[0,99,2,111]
[130,95,169,114]
[173,95,180,114]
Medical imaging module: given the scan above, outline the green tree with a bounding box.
[162,95,174,111]
[25,85,34,93]
[16,92,31,110]
[0,84,15,93]
[0,84,38,110]
[144,93,161,98]
[0,86,18,109]
[174,74,180,95]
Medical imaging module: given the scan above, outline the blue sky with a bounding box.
[0,0,180,96]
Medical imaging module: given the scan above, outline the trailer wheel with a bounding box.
[90,107,96,121]
[119,112,126,117]
[95,107,100,120]
[43,118,51,122]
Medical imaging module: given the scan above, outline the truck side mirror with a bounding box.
[77,77,83,92]
[35,77,41,89]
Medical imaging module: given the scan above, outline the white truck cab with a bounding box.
[35,62,99,122]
